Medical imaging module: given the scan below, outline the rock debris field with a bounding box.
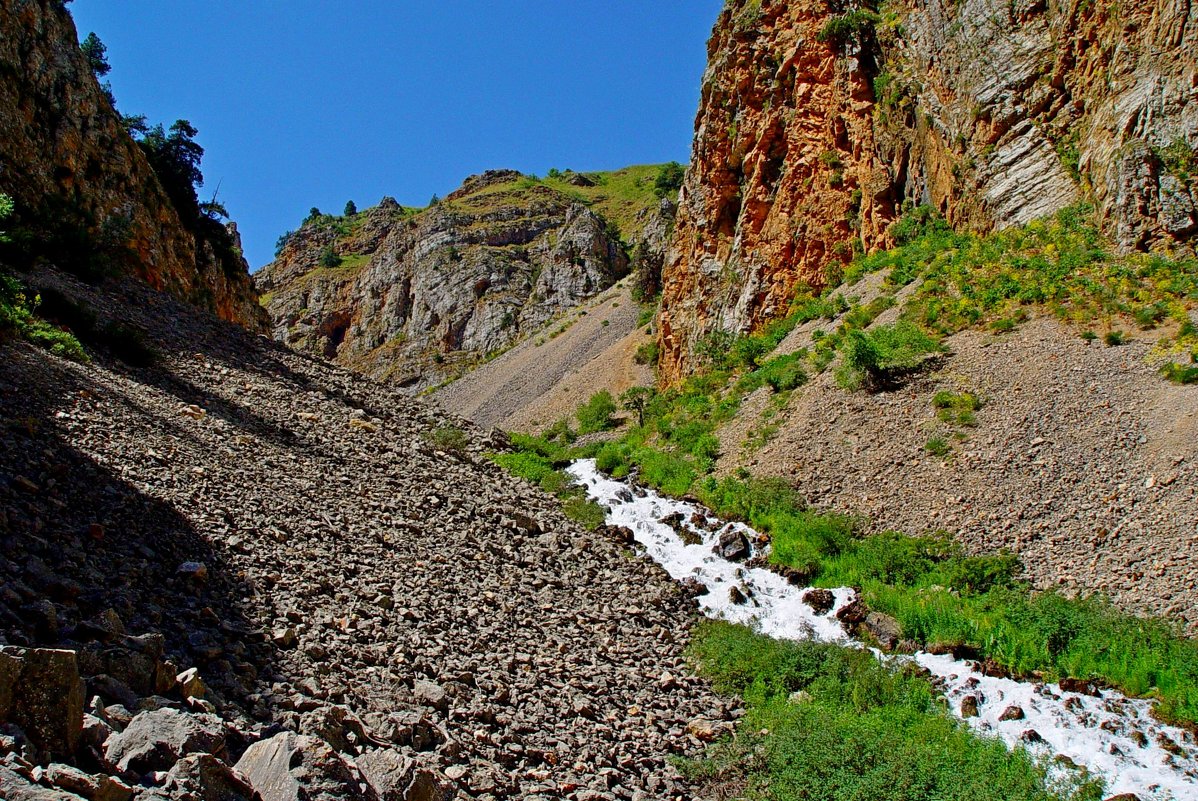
[0,271,736,800]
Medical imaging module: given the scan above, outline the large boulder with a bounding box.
[0,765,84,800]
[39,764,133,801]
[138,753,260,801]
[104,708,227,775]
[713,530,750,562]
[355,749,413,801]
[863,612,902,650]
[76,635,173,698]
[300,706,377,754]
[0,647,85,763]
[234,732,377,801]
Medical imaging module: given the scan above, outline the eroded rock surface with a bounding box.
[660,0,1197,381]
[256,172,633,392]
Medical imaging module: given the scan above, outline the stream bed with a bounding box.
[566,459,1198,801]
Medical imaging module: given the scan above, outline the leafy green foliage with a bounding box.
[634,340,660,366]
[576,390,617,434]
[654,161,685,199]
[0,193,12,244]
[619,386,655,427]
[855,205,1198,343]
[1162,359,1198,384]
[80,32,110,77]
[817,10,881,50]
[274,231,294,257]
[318,246,342,268]
[705,471,1198,725]
[488,432,605,530]
[343,200,357,216]
[686,621,1103,801]
[427,425,469,454]
[136,120,204,226]
[925,436,950,457]
[835,322,943,390]
[0,273,88,362]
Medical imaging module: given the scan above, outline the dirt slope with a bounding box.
[433,284,653,431]
[719,313,1198,631]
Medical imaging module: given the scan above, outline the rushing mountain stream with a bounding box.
[566,459,1198,801]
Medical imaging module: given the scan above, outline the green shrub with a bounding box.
[1103,330,1125,347]
[654,161,685,199]
[925,436,950,457]
[562,496,606,530]
[23,318,88,361]
[758,353,807,392]
[0,275,88,362]
[816,10,880,49]
[1162,361,1198,384]
[319,246,343,268]
[634,340,660,365]
[490,451,557,484]
[836,322,943,390]
[427,425,469,454]
[576,390,618,434]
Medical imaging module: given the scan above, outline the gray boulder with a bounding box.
[714,530,750,562]
[235,732,377,801]
[355,749,413,801]
[0,764,85,800]
[863,612,902,650]
[104,708,226,775]
[139,753,260,801]
[40,763,133,801]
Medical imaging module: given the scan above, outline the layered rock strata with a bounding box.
[659,0,1197,382]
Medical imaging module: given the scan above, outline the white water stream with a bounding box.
[566,459,1198,801]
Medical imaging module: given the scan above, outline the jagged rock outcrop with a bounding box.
[0,0,264,329]
[256,171,632,391]
[659,0,1197,382]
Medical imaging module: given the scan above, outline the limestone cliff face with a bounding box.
[256,171,632,391]
[659,0,1197,383]
[0,0,265,329]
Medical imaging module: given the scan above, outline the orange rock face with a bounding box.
[659,0,1197,384]
[659,0,895,384]
[0,0,265,331]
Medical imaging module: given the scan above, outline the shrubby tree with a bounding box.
[344,200,357,216]
[80,32,110,77]
[654,161,685,199]
[136,120,205,226]
[619,386,654,428]
[576,391,617,434]
[319,246,342,268]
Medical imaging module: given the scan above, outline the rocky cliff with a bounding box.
[659,0,1197,382]
[0,0,264,329]
[257,169,670,391]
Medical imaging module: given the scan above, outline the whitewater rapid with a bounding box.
[566,459,1198,801]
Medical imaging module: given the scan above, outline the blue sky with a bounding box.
[68,1,724,269]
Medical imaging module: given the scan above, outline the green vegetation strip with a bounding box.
[685,621,1104,801]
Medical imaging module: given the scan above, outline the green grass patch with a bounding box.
[1,274,89,362]
[686,621,1104,801]
[488,429,606,531]
[835,321,944,390]
[855,204,1198,341]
